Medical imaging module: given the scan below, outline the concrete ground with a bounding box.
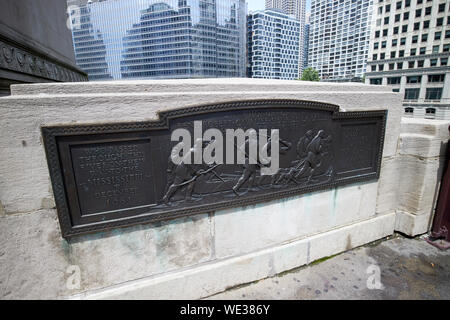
[207,234,450,300]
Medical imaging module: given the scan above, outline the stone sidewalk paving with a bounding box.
[207,235,450,300]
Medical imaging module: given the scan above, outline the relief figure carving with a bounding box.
[274,129,333,186]
[160,129,334,205]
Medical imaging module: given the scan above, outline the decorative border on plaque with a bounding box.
[0,36,88,82]
[42,99,387,238]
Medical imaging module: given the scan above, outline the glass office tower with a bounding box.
[67,0,247,80]
[303,15,309,70]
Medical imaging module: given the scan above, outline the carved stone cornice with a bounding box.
[0,36,87,83]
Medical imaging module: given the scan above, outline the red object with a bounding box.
[429,125,450,245]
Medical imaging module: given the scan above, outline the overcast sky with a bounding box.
[247,0,311,13]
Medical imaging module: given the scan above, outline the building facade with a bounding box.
[265,0,307,76]
[67,0,247,81]
[365,0,450,120]
[303,12,310,70]
[247,9,301,80]
[308,0,374,81]
[265,0,306,25]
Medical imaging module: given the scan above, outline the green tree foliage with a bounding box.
[300,67,320,81]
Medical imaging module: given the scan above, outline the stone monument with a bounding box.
[0,79,448,299]
[0,0,87,96]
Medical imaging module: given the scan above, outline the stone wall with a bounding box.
[394,118,449,235]
[0,79,447,299]
[0,0,87,95]
[1,0,76,65]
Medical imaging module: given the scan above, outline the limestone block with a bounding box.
[0,207,394,300]
[214,181,378,259]
[376,157,400,215]
[383,110,402,159]
[395,211,433,237]
[389,117,450,236]
[9,78,396,96]
[0,209,213,299]
[66,213,213,293]
[399,118,449,158]
[0,210,69,300]
[399,134,448,159]
[401,118,449,142]
[397,155,445,216]
[308,213,395,262]
[0,146,53,214]
[71,237,308,300]
[270,239,309,276]
[71,212,394,300]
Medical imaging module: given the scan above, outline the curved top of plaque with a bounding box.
[42,99,386,134]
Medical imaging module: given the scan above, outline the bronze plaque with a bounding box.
[42,100,386,238]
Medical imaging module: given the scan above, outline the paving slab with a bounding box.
[206,235,450,300]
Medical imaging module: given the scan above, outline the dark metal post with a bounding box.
[427,125,450,249]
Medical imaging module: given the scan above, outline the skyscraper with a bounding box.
[308,0,374,81]
[247,9,301,80]
[265,0,306,21]
[303,12,310,70]
[265,0,307,76]
[265,0,284,11]
[67,0,247,81]
[365,0,449,120]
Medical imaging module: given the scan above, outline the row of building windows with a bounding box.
[378,0,447,12]
[380,73,446,84]
[370,56,448,71]
[374,16,450,39]
[371,56,448,70]
[402,87,444,100]
[378,3,445,18]
[69,0,246,81]
[372,43,450,60]
[370,83,446,102]
[312,1,370,9]
[252,13,299,25]
[308,0,371,80]
[389,87,444,101]
[122,68,235,78]
[378,2,447,17]
[404,107,437,115]
[373,30,450,50]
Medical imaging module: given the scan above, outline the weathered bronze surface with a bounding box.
[42,100,386,238]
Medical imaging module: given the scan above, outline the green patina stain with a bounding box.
[275,264,309,277]
[61,238,77,265]
[61,239,71,257]
[309,253,341,266]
